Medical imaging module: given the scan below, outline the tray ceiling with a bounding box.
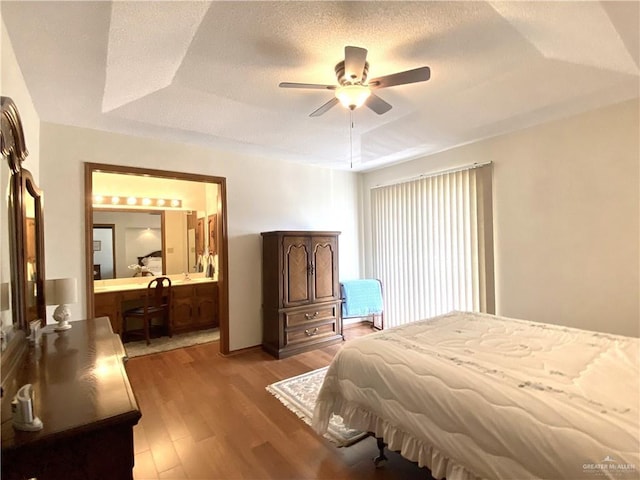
[2,1,638,171]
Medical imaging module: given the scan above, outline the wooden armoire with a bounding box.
[261,231,343,358]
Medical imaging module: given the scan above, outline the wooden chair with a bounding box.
[122,277,172,345]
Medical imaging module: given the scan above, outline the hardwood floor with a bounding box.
[125,324,432,480]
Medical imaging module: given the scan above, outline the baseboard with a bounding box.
[344,319,374,329]
[219,344,262,357]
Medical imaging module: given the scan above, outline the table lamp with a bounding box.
[45,278,78,331]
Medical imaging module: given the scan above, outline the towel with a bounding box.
[341,279,383,318]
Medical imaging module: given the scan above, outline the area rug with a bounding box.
[125,328,220,358]
[266,366,367,447]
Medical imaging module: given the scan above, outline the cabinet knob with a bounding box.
[304,327,319,337]
[304,311,319,320]
[307,263,315,275]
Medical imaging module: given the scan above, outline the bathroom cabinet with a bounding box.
[171,282,219,332]
[94,280,218,338]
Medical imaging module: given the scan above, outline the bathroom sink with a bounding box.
[172,277,214,285]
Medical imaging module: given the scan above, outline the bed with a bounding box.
[312,311,639,480]
[136,250,163,276]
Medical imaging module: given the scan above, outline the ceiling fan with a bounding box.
[279,46,430,117]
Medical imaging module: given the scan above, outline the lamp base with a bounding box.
[52,304,72,332]
[13,416,43,432]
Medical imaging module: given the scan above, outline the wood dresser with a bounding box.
[1,317,141,480]
[261,230,343,358]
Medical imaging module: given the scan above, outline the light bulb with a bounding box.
[335,84,371,110]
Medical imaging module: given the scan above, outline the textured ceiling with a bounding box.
[2,1,638,171]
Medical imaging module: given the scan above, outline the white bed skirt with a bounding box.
[315,397,479,480]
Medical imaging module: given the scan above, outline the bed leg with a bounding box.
[373,436,388,467]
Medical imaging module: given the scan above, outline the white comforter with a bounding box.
[313,311,639,480]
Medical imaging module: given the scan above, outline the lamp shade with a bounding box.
[45,278,78,305]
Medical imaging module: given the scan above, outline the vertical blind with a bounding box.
[371,163,495,328]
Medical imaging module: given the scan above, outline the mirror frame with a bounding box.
[20,169,46,327]
[1,96,47,383]
[84,162,230,354]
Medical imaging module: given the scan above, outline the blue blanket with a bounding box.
[341,279,383,318]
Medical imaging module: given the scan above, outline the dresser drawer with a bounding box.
[284,304,338,327]
[120,289,146,302]
[172,284,195,299]
[285,321,338,346]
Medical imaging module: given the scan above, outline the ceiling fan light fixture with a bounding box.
[335,84,370,110]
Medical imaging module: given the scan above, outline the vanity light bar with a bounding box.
[93,195,182,208]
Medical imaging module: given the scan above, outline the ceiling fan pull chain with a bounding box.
[349,110,354,169]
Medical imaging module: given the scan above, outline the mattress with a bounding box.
[312,311,639,480]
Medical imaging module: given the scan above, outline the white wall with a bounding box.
[164,210,188,276]
[1,12,42,329]
[362,99,639,337]
[0,14,40,179]
[39,123,360,350]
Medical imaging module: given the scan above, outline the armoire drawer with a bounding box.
[285,321,338,346]
[284,304,338,327]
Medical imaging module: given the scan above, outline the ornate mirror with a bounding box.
[1,96,46,381]
[21,169,45,327]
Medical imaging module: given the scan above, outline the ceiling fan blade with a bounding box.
[344,46,368,82]
[365,93,392,115]
[310,97,339,117]
[369,66,431,89]
[279,82,336,90]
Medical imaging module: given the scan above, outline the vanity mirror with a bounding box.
[1,96,46,380]
[84,163,229,354]
[93,210,162,279]
[91,174,216,280]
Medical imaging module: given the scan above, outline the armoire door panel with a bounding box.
[313,237,337,301]
[283,237,310,306]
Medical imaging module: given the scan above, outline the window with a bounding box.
[371,164,494,328]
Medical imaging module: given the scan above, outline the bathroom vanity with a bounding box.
[94,277,219,337]
[84,162,229,354]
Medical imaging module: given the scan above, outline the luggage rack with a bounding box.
[340,279,384,330]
